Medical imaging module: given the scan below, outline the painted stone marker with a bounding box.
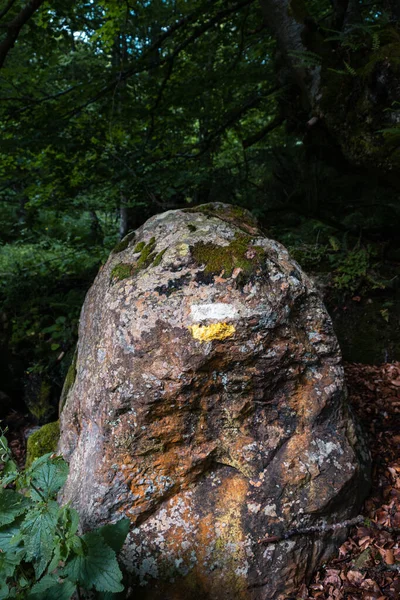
[59,203,370,599]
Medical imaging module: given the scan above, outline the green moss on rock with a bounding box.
[133,241,146,253]
[26,420,60,468]
[191,233,265,279]
[153,247,167,267]
[110,263,134,281]
[112,231,136,254]
[136,237,156,271]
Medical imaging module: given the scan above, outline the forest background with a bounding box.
[0,0,399,426]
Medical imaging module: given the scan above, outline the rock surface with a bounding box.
[59,203,370,600]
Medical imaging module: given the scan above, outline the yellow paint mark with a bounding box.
[189,322,235,342]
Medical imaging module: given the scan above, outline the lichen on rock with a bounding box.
[58,203,370,600]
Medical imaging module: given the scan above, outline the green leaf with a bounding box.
[0,582,9,600]
[0,490,31,527]
[30,455,69,499]
[21,500,60,578]
[0,460,18,486]
[0,519,23,553]
[63,532,124,593]
[28,577,76,600]
[29,573,58,593]
[98,518,130,553]
[46,539,62,572]
[0,547,25,579]
[58,506,79,538]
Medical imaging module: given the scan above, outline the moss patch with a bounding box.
[191,233,265,280]
[112,231,136,254]
[153,247,167,267]
[133,241,146,253]
[110,263,134,281]
[111,238,166,283]
[26,421,60,468]
[136,237,157,270]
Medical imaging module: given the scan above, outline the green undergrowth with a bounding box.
[0,428,129,599]
[272,219,390,297]
[0,222,116,419]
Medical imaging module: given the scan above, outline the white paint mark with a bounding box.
[191,303,238,322]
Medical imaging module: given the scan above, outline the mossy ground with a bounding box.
[26,420,60,467]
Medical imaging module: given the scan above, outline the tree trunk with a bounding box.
[259,0,400,184]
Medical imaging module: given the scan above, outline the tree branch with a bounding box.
[0,0,17,21]
[62,0,257,119]
[0,0,46,68]
[242,115,285,148]
[177,87,281,159]
[259,515,364,544]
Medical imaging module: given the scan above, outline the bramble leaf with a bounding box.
[21,500,60,578]
[0,547,25,580]
[0,518,24,552]
[29,454,69,499]
[28,576,76,599]
[63,531,124,592]
[0,490,31,527]
[98,517,130,553]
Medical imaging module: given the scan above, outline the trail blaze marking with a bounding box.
[189,323,236,342]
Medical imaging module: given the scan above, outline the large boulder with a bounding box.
[59,203,370,600]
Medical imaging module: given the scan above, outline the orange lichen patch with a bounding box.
[188,322,235,342]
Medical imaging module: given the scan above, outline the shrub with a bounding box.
[0,430,129,599]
